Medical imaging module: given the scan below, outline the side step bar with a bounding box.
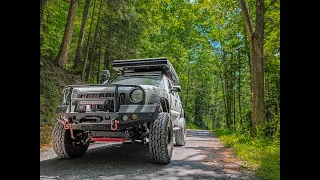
[91,137,125,142]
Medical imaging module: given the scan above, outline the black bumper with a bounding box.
[56,104,160,130]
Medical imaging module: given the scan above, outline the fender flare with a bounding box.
[160,97,170,113]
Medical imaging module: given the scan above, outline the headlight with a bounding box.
[130,89,143,103]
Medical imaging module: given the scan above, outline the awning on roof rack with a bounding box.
[112,57,179,84]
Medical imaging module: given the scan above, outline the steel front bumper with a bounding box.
[56,104,160,130]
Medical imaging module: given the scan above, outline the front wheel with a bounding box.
[149,112,173,164]
[52,121,89,159]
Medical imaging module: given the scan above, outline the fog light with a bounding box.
[131,114,137,120]
[59,114,65,120]
[121,115,128,121]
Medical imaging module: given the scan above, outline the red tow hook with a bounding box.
[65,120,75,139]
[60,119,75,139]
[63,119,70,130]
[111,120,119,131]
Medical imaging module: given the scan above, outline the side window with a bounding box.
[167,79,172,89]
[159,78,165,88]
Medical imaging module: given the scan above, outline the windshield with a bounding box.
[110,76,163,87]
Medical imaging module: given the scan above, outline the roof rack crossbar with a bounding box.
[111,57,179,84]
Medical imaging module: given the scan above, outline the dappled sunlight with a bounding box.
[40,0,279,178]
[41,130,255,179]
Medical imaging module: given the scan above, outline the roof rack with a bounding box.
[112,57,179,84]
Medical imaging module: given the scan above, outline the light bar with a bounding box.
[79,100,105,105]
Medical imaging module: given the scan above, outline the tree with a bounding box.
[56,0,78,69]
[40,0,48,27]
[40,0,279,136]
[74,0,91,69]
[238,0,266,135]
[82,0,97,80]
[85,0,103,81]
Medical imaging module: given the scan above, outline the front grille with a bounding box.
[76,93,116,112]
[119,93,125,106]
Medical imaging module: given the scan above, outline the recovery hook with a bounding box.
[57,117,75,139]
[65,120,75,139]
[111,119,119,131]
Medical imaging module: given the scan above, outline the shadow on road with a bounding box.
[40,130,253,180]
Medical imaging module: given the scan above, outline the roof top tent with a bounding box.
[112,57,179,84]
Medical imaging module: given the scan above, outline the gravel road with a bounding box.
[40,130,256,180]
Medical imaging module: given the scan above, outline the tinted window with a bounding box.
[111,76,163,87]
[167,79,172,89]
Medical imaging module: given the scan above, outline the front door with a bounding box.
[166,78,180,124]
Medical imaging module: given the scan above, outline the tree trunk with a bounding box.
[238,51,243,126]
[85,0,103,82]
[250,34,266,135]
[185,66,190,112]
[103,23,111,71]
[211,80,219,130]
[96,35,102,84]
[233,54,236,131]
[194,94,202,127]
[40,0,48,56]
[219,71,228,127]
[225,57,232,128]
[40,0,48,27]
[218,45,230,128]
[56,0,78,69]
[74,0,91,69]
[239,0,266,135]
[82,0,97,80]
[104,46,110,70]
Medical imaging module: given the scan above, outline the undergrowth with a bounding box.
[40,58,84,147]
[214,129,280,180]
[186,123,202,130]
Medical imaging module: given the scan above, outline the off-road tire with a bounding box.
[174,118,186,146]
[149,112,173,164]
[52,121,89,159]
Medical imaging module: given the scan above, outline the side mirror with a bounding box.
[170,85,181,93]
[100,70,110,84]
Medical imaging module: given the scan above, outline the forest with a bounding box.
[40,0,279,179]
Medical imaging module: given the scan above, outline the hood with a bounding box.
[139,85,165,104]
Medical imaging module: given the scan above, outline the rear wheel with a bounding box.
[149,112,173,164]
[175,118,186,146]
[52,121,89,159]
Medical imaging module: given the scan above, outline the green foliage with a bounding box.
[40,1,279,177]
[215,129,280,180]
[40,59,84,145]
[41,0,70,59]
[186,123,202,130]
